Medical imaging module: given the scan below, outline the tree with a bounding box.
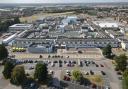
[72,70,82,82]
[0,44,8,61]
[10,66,26,85]
[115,54,127,71]
[0,20,14,32]
[102,44,112,58]
[14,17,20,24]
[34,63,48,82]
[2,61,15,79]
[39,55,42,58]
[123,69,128,89]
[123,69,128,78]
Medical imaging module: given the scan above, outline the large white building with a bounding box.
[62,16,78,25]
[93,21,119,29]
[9,24,33,32]
[39,23,49,32]
[2,33,17,45]
[121,40,128,50]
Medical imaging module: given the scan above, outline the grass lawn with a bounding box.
[84,75,104,87]
[20,12,75,23]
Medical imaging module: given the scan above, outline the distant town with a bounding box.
[0,3,128,89]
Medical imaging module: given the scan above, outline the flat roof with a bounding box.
[93,21,118,28]
[9,24,33,28]
[106,30,123,36]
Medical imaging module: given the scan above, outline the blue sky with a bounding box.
[0,0,128,3]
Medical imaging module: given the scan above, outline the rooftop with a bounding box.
[93,21,119,28]
[9,24,33,28]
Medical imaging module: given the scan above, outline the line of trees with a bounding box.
[10,66,26,85]
[1,44,49,87]
[114,54,127,72]
[0,44,8,61]
[102,44,113,59]
[114,54,128,89]
[123,69,128,89]
[2,61,48,86]
[34,63,48,83]
[0,17,20,32]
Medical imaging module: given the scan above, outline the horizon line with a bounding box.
[0,2,128,4]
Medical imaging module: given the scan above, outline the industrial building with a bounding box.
[3,16,128,53]
[105,30,124,39]
[62,16,78,25]
[93,21,119,30]
[9,24,33,32]
[2,33,17,45]
[28,43,53,53]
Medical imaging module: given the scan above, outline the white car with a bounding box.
[49,70,54,74]
[66,70,70,75]
[51,62,55,67]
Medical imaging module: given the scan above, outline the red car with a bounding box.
[63,76,70,81]
[100,64,104,67]
[91,83,97,88]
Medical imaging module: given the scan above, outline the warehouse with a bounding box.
[121,39,128,50]
[2,33,17,45]
[93,21,119,30]
[28,43,53,53]
[105,30,124,39]
[62,16,78,25]
[9,24,33,32]
[12,37,120,48]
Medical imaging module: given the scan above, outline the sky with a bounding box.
[0,0,128,3]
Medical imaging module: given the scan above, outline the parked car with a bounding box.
[29,66,34,70]
[49,70,54,74]
[100,64,104,67]
[54,60,58,63]
[117,71,122,75]
[95,64,99,67]
[66,70,71,75]
[101,71,106,75]
[51,62,55,67]
[91,83,97,88]
[90,70,94,75]
[64,60,67,64]
[59,63,62,67]
[63,76,71,81]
